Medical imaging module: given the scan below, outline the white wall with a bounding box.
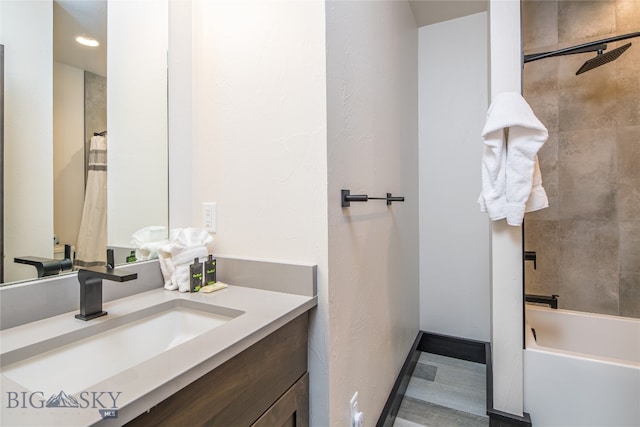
[418,12,490,342]
[53,61,84,249]
[0,1,53,282]
[187,0,330,424]
[108,0,168,247]
[168,0,193,230]
[190,0,328,261]
[180,2,419,426]
[326,1,419,424]
[488,0,525,417]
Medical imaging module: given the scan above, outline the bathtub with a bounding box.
[524,305,640,427]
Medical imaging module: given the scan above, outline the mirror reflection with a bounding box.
[0,0,169,286]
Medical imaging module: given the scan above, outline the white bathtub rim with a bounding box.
[525,320,640,369]
[525,303,640,323]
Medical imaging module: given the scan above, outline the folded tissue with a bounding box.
[158,228,215,292]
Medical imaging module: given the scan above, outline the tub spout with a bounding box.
[525,294,559,309]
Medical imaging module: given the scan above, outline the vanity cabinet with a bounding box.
[126,313,309,427]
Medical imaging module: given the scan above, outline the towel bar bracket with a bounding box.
[341,189,405,207]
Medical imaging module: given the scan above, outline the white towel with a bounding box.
[478,92,549,226]
[131,225,169,261]
[158,228,214,291]
[172,264,193,293]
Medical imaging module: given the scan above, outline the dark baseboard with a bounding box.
[485,341,494,411]
[488,409,532,427]
[418,331,487,364]
[376,331,423,427]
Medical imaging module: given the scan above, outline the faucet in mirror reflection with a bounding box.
[74,134,107,268]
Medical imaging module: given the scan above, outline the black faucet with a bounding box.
[75,249,137,321]
[525,294,559,309]
[524,251,537,269]
[14,244,74,278]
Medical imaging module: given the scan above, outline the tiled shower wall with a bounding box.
[522,0,639,318]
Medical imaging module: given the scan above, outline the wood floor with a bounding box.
[393,352,489,427]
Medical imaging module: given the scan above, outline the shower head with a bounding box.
[575,42,632,75]
[524,31,640,75]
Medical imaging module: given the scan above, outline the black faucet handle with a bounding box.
[107,248,115,269]
[524,251,537,269]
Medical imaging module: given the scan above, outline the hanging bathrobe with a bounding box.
[477,92,549,226]
[75,135,107,267]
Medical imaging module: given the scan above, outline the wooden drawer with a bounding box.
[126,313,308,427]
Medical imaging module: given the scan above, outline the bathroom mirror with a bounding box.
[0,0,169,285]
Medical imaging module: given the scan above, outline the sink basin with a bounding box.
[2,300,243,395]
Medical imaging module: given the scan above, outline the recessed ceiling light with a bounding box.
[75,35,99,47]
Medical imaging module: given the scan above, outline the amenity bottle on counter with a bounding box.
[190,258,203,292]
[204,254,217,286]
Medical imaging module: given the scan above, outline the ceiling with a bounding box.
[51,0,488,76]
[409,0,488,27]
[54,0,107,76]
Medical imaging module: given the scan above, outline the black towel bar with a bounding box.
[341,189,405,207]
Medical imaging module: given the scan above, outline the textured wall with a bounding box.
[326,1,419,424]
[523,0,640,317]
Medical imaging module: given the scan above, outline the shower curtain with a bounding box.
[74,134,107,267]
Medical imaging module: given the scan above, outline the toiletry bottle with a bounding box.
[204,254,217,286]
[126,250,137,263]
[190,258,203,292]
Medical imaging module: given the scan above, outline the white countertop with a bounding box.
[0,285,317,426]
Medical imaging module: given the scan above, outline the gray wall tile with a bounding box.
[524,220,562,297]
[615,43,640,127]
[557,63,617,132]
[558,1,616,44]
[616,0,640,35]
[522,0,558,51]
[619,221,640,273]
[525,59,560,134]
[557,220,619,314]
[620,271,640,317]
[617,127,640,221]
[524,0,638,319]
[558,129,617,220]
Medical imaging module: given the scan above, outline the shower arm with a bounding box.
[524,31,640,63]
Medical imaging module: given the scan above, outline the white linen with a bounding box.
[478,92,549,226]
